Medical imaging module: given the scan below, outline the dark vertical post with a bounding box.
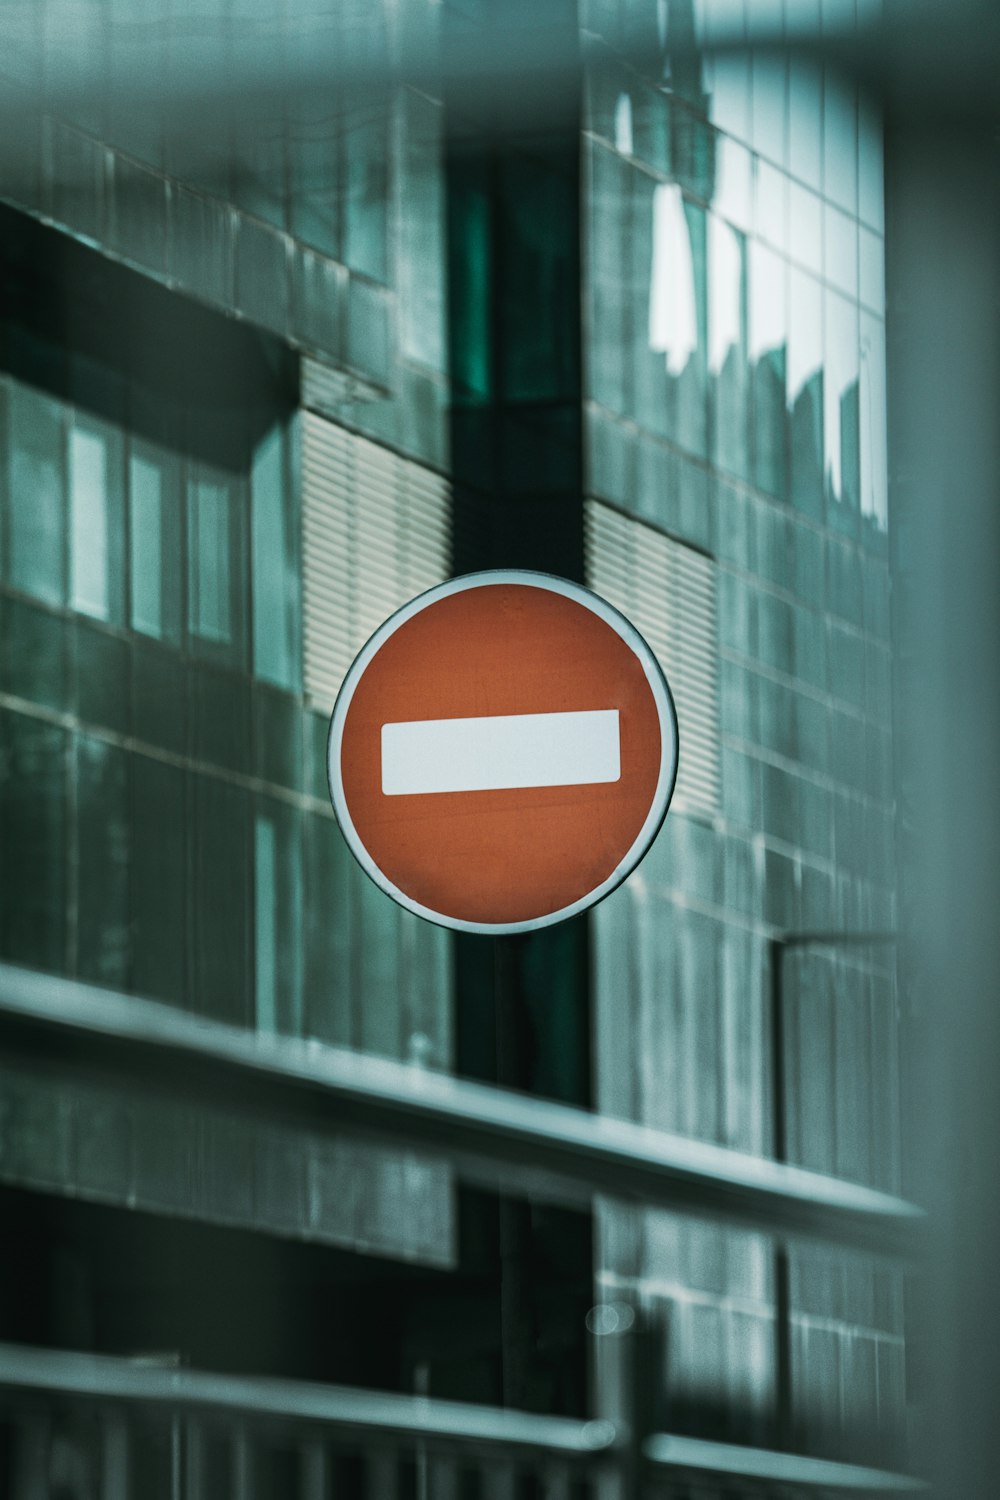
[494,933,534,1409]
[886,105,1000,1500]
[769,938,792,1448]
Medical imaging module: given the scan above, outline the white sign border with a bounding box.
[327,569,679,935]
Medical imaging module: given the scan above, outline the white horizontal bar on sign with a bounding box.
[381,710,621,796]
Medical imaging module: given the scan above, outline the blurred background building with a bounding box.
[0,0,910,1494]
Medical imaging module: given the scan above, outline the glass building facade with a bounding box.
[0,0,905,1487]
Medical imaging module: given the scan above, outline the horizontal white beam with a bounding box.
[0,965,925,1258]
[381,710,621,796]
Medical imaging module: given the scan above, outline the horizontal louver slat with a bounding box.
[584,499,720,818]
[301,393,451,710]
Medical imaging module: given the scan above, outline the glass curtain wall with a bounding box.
[582,0,900,1466]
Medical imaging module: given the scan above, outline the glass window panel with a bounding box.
[648,186,707,457]
[0,711,67,970]
[76,734,130,988]
[632,171,669,441]
[789,180,823,275]
[131,755,186,1007]
[187,425,247,668]
[191,774,250,1025]
[708,213,750,481]
[751,51,786,166]
[823,67,858,213]
[252,421,300,691]
[287,104,340,260]
[858,89,885,231]
[254,801,303,1037]
[255,815,277,1034]
[614,90,634,156]
[706,51,751,143]
[398,90,447,372]
[190,478,232,642]
[788,270,824,517]
[302,811,353,1046]
[632,84,671,176]
[824,201,858,298]
[859,226,884,315]
[130,453,162,636]
[501,148,579,402]
[587,141,628,415]
[129,426,183,646]
[750,240,788,498]
[343,100,388,284]
[448,160,493,404]
[756,159,787,253]
[8,381,65,605]
[698,0,747,45]
[788,60,822,189]
[70,424,111,620]
[714,135,752,233]
[860,311,888,529]
[785,0,822,32]
[824,288,860,513]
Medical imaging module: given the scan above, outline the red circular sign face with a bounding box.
[328,572,678,934]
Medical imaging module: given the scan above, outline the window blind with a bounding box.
[585,499,720,817]
[301,411,450,710]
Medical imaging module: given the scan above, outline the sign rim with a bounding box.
[327,569,679,935]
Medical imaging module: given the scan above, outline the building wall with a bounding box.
[582,0,903,1465]
[0,39,456,1267]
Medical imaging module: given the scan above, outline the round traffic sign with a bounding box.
[327,570,678,934]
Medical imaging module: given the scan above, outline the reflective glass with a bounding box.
[706,52,751,143]
[823,68,858,213]
[76,734,130,987]
[129,418,183,647]
[824,201,858,299]
[69,419,125,624]
[708,213,750,480]
[448,161,493,403]
[789,181,823,275]
[824,287,860,515]
[0,711,66,971]
[587,141,627,415]
[787,267,824,516]
[756,159,788,254]
[190,478,233,643]
[251,421,300,691]
[633,171,669,441]
[254,803,303,1037]
[788,60,822,189]
[714,135,752,233]
[287,103,339,261]
[343,101,388,285]
[859,226,884,315]
[858,90,885,232]
[859,311,888,529]
[191,774,250,1025]
[751,52,786,166]
[8,381,65,605]
[398,90,447,372]
[501,149,579,402]
[750,240,787,498]
[648,187,707,458]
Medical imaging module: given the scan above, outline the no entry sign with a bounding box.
[327,571,678,934]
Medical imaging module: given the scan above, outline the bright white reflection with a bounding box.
[649,185,697,376]
[708,214,743,376]
[614,92,634,157]
[860,311,888,526]
[715,135,752,233]
[824,287,859,500]
[787,266,822,404]
[749,239,784,365]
